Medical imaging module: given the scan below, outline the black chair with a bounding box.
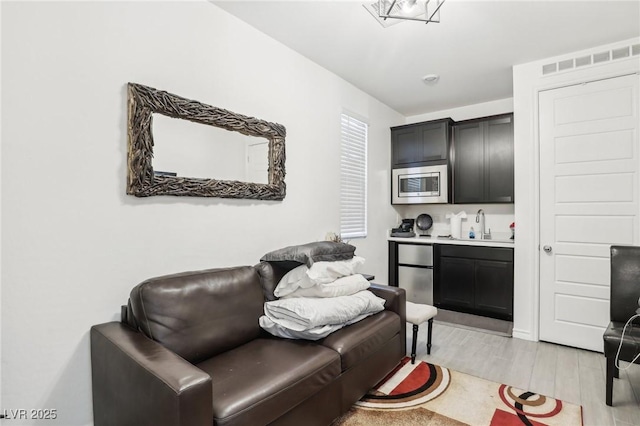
[604,245,640,406]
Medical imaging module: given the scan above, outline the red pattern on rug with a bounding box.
[390,361,431,395]
[374,356,410,387]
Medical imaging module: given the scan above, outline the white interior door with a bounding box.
[539,73,640,352]
[245,141,269,184]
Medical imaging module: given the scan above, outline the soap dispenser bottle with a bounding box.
[469,226,476,239]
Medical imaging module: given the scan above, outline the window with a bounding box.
[340,113,368,239]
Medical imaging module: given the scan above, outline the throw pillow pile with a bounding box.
[259,242,386,340]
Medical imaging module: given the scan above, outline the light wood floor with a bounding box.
[411,322,640,426]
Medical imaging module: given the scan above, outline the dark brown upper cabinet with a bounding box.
[452,114,514,204]
[391,118,453,169]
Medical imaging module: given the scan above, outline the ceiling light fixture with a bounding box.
[364,0,445,28]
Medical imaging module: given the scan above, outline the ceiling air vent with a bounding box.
[575,55,591,67]
[541,42,638,76]
[593,51,611,63]
[542,63,557,75]
[612,47,630,60]
[558,59,574,71]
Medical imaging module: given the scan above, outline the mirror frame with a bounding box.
[126,83,286,200]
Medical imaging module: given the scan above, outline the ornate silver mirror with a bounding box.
[126,83,286,200]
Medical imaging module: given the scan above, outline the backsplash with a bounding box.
[393,204,515,240]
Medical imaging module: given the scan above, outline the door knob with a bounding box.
[543,245,552,253]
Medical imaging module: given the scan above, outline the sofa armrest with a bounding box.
[369,284,406,355]
[91,322,212,426]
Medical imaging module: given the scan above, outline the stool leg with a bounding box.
[427,318,433,355]
[411,324,418,364]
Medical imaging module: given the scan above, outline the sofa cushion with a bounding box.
[129,266,264,364]
[320,310,401,371]
[196,338,341,426]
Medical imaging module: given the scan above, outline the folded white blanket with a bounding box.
[281,274,370,299]
[259,312,372,341]
[263,290,385,332]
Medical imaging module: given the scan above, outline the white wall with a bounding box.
[512,38,640,341]
[0,2,402,425]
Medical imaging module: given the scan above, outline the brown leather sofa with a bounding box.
[90,261,406,426]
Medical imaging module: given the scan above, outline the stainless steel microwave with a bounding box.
[392,165,448,204]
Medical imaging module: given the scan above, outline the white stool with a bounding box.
[406,302,438,364]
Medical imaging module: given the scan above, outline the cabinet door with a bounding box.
[392,127,420,167]
[474,259,513,319]
[453,114,514,204]
[439,257,474,309]
[485,116,514,202]
[453,122,484,203]
[418,121,448,163]
[392,119,451,168]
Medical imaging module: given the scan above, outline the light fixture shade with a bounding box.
[364,0,444,28]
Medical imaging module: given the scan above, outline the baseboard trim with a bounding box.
[511,328,536,341]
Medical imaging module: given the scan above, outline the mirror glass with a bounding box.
[152,114,269,184]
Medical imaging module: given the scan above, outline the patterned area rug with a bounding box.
[332,357,583,426]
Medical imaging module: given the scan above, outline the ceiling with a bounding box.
[212,0,640,116]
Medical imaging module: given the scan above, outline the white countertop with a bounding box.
[388,235,515,248]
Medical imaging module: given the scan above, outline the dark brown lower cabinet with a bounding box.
[435,245,513,321]
[439,257,474,309]
[474,259,513,318]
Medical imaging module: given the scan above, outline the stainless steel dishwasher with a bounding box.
[397,244,433,305]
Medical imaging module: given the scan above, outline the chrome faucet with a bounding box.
[476,209,491,240]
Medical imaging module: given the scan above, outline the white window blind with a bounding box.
[340,113,368,239]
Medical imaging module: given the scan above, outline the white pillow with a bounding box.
[273,265,313,298]
[273,256,366,298]
[281,274,370,299]
[306,256,365,284]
